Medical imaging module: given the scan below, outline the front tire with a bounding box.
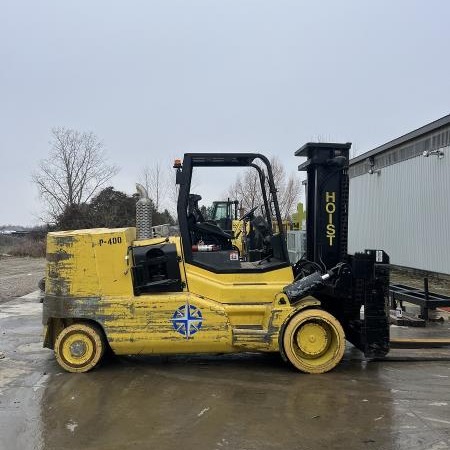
[282,309,345,374]
[54,323,105,373]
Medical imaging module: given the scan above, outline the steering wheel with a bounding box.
[240,205,260,222]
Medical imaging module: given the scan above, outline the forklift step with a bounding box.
[233,327,266,336]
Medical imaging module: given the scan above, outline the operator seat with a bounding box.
[187,194,205,225]
[247,215,273,261]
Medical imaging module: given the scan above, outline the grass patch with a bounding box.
[0,235,46,257]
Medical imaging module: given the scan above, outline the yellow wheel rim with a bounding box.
[296,322,330,358]
[55,323,105,372]
[282,309,346,374]
[61,332,95,367]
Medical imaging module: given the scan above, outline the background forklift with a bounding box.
[210,199,240,233]
[188,197,248,256]
[42,143,390,374]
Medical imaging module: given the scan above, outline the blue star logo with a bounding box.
[171,304,203,338]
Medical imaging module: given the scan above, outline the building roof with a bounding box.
[350,113,450,165]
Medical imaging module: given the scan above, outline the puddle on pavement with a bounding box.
[0,302,41,319]
[36,354,405,450]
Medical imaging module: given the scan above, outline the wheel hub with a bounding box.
[70,340,87,357]
[296,322,329,357]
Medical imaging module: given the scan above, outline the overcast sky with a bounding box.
[1,0,449,225]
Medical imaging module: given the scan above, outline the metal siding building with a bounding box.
[348,115,450,275]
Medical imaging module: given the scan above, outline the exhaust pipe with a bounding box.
[135,183,152,240]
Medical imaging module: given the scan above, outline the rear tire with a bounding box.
[54,323,105,373]
[38,277,45,292]
[282,309,345,374]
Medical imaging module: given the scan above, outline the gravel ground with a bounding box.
[0,256,46,303]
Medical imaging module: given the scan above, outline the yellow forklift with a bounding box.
[203,198,247,255]
[210,199,240,234]
[43,143,390,373]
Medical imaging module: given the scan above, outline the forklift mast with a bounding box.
[295,142,390,358]
[296,142,351,269]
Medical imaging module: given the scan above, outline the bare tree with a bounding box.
[227,168,261,212]
[168,168,180,219]
[33,127,118,220]
[279,174,302,219]
[227,156,301,220]
[269,157,303,218]
[139,161,169,212]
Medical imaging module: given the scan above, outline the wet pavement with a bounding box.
[1,291,450,450]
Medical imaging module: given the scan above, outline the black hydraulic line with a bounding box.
[284,263,345,302]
